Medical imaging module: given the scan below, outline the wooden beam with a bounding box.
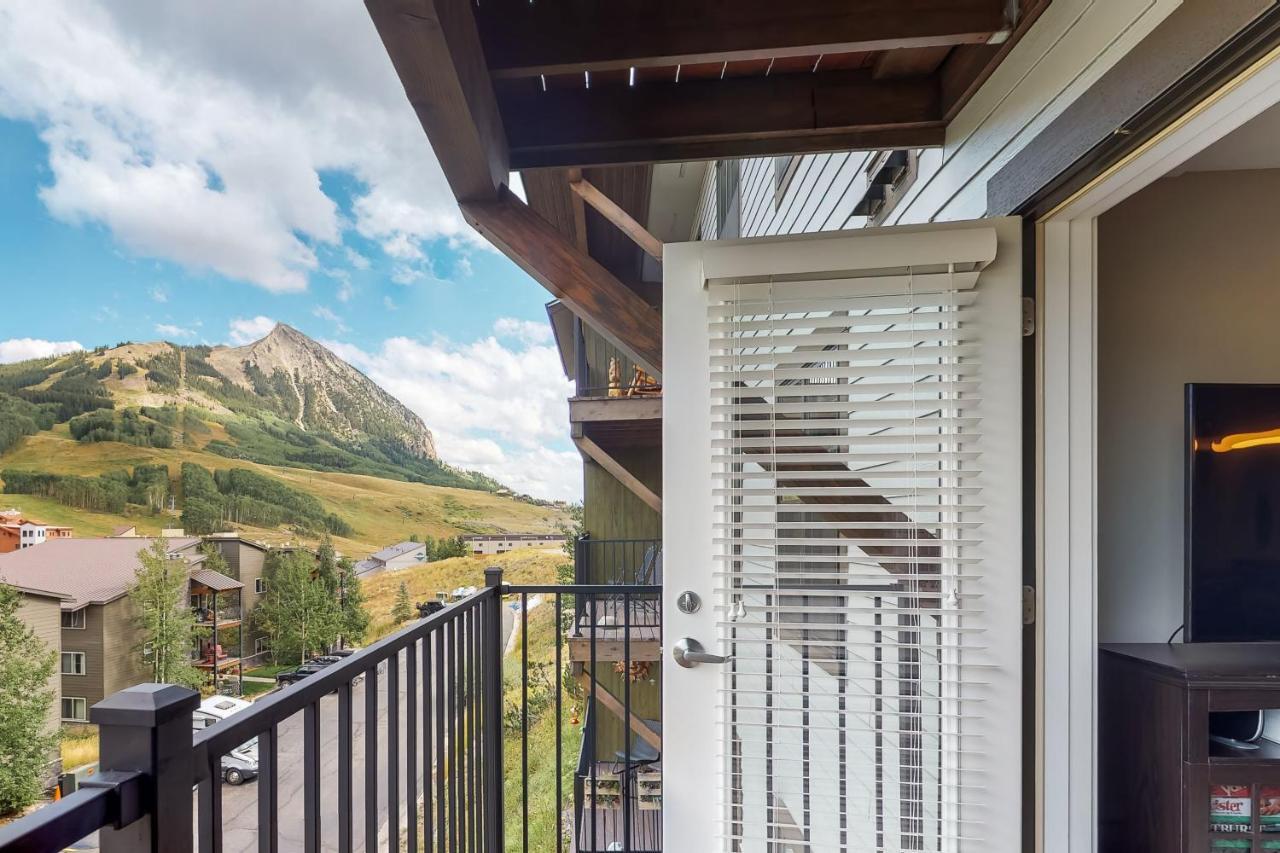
[462,187,662,374]
[565,169,590,253]
[939,0,1051,120]
[498,70,943,169]
[570,178,664,262]
[574,434,662,515]
[574,671,663,752]
[569,396,662,424]
[476,0,1007,79]
[366,0,508,202]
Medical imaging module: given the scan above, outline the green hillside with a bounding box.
[0,340,571,555]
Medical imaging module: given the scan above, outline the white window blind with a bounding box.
[709,268,991,852]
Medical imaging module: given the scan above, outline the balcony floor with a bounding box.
[574,807,661,853]
[570,599,661,662]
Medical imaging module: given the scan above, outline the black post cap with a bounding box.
[90,683,200,727]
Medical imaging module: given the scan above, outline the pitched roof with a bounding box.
[189,568,243,592]
[353,558,381,575]
[0,537,202,609]
[369,541,425,562]
[109,525,138,537]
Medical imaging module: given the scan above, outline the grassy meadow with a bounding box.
[0,428,568,556]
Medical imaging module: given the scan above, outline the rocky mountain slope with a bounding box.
[206,323,437,460]
[0,327,500,493]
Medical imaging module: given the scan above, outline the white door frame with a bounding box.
[1037,42,1280,853]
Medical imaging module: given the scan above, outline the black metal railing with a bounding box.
[0,571,663,853]
[575,537,662,587]
[506,583,662,853]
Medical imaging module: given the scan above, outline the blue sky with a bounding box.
[0,3,579,500]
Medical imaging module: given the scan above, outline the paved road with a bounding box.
[76,631,473,853]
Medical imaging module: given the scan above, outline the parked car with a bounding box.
[192,696,259,785]
[275,661,326,685]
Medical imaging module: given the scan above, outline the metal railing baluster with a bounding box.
[436,623,446,853]
[197,751,222,853]
[365,665,379,853]
[258,723,278,853]
[520,590,529,853]
[303,702,320,853]
[423,631,434,852]
[387,649,400,851]
[407,640,418,853]
[338,684,353,853]
[555,591,563,853]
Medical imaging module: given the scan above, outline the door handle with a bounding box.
[672,637,732,668]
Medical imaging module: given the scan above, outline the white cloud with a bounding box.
[312,305,349,334]
[344,248,370,271]
[493,317,552,345]
[0,338,84,363]
[383,296,398,312]
[155,323,195,339]
[150,286,168,303]
[0,2,483,293]
[227,316,277,346]
[324,333,578,500]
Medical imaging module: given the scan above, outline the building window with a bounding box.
[255,636,270,655]
[61,609,86,629]
[62,697,88,722]
[255,577,266,594]
[61,651,87,675]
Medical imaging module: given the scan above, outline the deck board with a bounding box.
[570,598,662,662]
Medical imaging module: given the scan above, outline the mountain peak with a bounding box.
[198,326,440,462]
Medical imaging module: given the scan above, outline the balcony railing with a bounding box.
[192,605,242,625]
[0,570,663,853]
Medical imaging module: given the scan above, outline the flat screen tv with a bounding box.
[1186,383,1280,642]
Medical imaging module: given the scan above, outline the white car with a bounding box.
[193,696,260,785]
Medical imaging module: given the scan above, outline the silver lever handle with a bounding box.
[672,637,732,668]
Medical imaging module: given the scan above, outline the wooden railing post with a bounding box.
[92,683,200,853]
[482,567,505,851]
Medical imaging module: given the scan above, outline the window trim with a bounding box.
[254,577,266,595]
[61,651,87,676]
[61,609,86,630]
[254,636,269,655]
[61,697,88,723]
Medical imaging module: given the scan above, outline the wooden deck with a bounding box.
[569,598,661,662]
[573,807,661,853]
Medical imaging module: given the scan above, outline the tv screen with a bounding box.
[1186,383,1280,642]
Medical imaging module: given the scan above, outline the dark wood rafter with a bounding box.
[365,0,509,202]
[574,671,663,751]
[499,70,945,169]
[461,187,663,375]
[573,432,663,515]
[475,0,1009,79]
[939,0,1053,120]
[570,177,664,262]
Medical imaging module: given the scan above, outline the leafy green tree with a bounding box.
[130,539,205,689]
[254,550,339,662]
[338,558,370,646]
[199,541,232,579]
[0,584,59,815]
[392,581,413,624]
[315,535,340,597]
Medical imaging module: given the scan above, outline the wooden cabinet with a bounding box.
[1100,643,1280,852]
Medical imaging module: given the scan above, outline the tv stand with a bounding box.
[1100,643,1280,852]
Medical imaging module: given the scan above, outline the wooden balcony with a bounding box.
[569,598,661,664]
